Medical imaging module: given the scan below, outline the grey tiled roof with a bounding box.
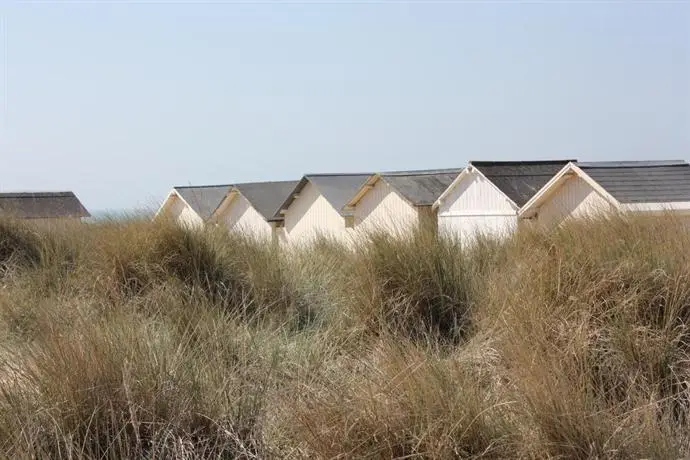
[577,160,690,203]
[472,160,575,207]
[0,192,90,219]
[174,185,232,220]
[272,173,372,220]
[380,169,463,206]
[307,174,372,213]
[232,180,300,220]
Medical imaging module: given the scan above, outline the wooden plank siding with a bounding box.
[166,195,204,229]
[535,175,615,227]
[352,179,419,238]
[437,169,517,242]
[213,193,273,241]
[283,181,349,245]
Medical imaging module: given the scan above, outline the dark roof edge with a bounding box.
[0,191,77,198]
[173,184,233,190]
[577,160,688,168]
[380,168,463,176]
[304,172,372,178]
[470,159,577,166]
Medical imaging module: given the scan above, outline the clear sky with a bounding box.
[1,2,689,212]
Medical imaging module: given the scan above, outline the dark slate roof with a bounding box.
[471,160,575,207]
[232,180,300,220]
[307,174,372,212]
[0,192,90,219]
[173,185,232,220]
[577,160,690,203]
[380,169,463,206]
[272,173,372,220]
[382,167,463,175]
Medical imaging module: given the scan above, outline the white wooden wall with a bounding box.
[535,176,614,227]
[353,179,419,237]
[283,181,348,245]
[437,169,517,242]
[217,193,272,241]
[167,195,204,229]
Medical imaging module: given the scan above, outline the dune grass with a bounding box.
[0,214,688,458]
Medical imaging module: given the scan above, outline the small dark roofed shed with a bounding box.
[472,160,575,207]
[577,160,690,203]
[232,180,300,221]
[380,169,463,206]
[0,192,90,219]
[174,185,232,220]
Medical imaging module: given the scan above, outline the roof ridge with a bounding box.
[381,168,463,176]
[0,191,76,197]
[305,172,372,177]
[577,160,688,168]
[173,184,233,189]
[233,179,299,187]
[471,159,576,166]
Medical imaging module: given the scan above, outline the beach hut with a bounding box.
[434,160,572,242]
[209,180,299,241]
[344,169,461,237]
[155,185,231,228]
[272,174,371,246]
[519,160,690,226]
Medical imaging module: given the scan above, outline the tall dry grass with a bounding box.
[0,214,688,458]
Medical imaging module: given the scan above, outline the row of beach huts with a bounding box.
[154,159,690,245]
[1,159,687,242]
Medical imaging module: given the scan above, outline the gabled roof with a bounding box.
[173,185,232,220]
[0,191,90,219]
[272,173,372,221]
[434,160,575,210]
[576,160,690,203]
[346,168,463,208]
[224,180,300,221]
[470,160,575,207]
[519,160,690,218]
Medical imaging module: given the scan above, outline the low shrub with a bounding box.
[351,228,472,343]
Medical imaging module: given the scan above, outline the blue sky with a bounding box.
[1,2,688,212]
